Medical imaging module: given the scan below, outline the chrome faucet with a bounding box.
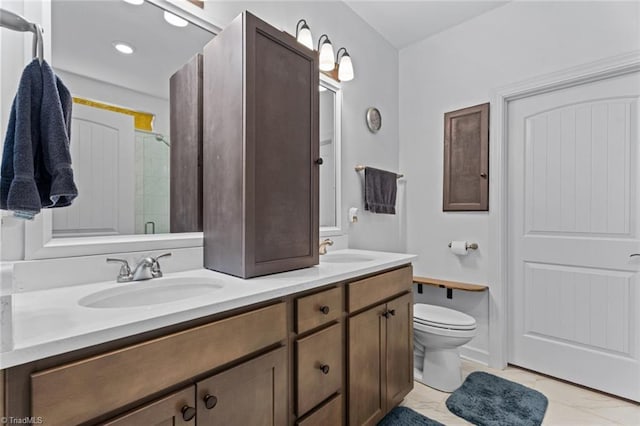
[107,253,172,282]
[319,239,334,255]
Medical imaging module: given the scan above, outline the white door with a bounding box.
[507,71,640,401]
[52,103,135,237]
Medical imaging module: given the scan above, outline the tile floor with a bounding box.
[402,360,640,425]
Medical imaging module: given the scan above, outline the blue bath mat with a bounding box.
[377,406,444,426]
[446,371,548,426]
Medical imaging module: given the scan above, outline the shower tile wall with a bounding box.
[135,132,170,234]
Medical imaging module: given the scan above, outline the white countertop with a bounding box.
[0,249,415,369]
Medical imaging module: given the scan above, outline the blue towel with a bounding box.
[364,166,397,214]
[0,59,77,218]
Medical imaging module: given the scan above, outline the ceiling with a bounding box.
[52,1,214,99]
[344,1,510,49]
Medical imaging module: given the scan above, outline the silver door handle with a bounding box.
[631,254,640,257]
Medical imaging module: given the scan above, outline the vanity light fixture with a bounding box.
[122,0,144,5]
[112,41,135,55]
[317,34,335,72]
[164,11,188,27]
[336,47,354,82]
[295,19,313,50]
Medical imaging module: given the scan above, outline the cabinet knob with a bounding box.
[381,311,390,318]
[388,309,396,316]
[204,394,218,409]
[319,364,330,375]
[315,158,324,165]
[480,172,488,178]
[181,405,196,421]
[319,305,330,315]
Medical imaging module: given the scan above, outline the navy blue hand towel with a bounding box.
[0,59,77,218]
[38,60,77,208]
[0,59,43,218]
[364,166,397,214]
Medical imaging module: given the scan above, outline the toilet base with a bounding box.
[415,347,463,393]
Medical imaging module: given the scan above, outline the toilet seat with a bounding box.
[413,303,476,331]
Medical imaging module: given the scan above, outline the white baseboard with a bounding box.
[460,345,489,366]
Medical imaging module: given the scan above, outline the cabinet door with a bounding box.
[170,53,203,233]
[385,293,413,408]
[102,387,195,426]
[245,12,319,277]
[196,347,287,426]
[348,303,386,426]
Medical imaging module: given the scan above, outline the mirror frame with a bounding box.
[318,74,343,237]
[23,0,220,259]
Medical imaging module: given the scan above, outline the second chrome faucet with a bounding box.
[107,253,172,282]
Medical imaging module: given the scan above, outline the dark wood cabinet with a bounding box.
[202,11,319,278]
[347,271,413,426]
[384,293,414,408]
[196,348,287,425]
[443,103,489,211]
[348,303,386,426]
[103,387,196,426]
[170,54,203,232]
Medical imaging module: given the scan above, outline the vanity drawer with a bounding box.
[31,302,287,426]
[296,394,343,426]
[296,286,342,333]
[347,265,413,313]
[296,323,343,416]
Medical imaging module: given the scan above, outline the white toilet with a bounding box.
[413,303,477,392]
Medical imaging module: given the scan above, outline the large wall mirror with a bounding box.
[319,76,342,236]
[20,1,342,258]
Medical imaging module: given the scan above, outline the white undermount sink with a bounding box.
[320,253,376,263]
[79,277,224,308]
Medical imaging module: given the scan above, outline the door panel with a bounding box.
[508,71,640,401]
[102,386,195,426]
[348,304,386,426]
[53,104,135,237]
[196,347,287,426]
[385,293,413,408]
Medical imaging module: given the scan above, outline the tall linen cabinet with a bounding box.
[202,12,320,278]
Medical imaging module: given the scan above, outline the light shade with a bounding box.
[164,11,188,27]
[337,49,354,82]
[317,35,335,72]
[295,19,313,50]
[112,41,135,55]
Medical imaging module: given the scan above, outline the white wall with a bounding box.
[399,1,640,363]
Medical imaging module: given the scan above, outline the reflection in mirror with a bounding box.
[50,1,214,237]
[319,79,341,232]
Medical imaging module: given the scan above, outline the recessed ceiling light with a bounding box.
[113,41,135,55]
[122,0,144,5]
[163,11,188,27]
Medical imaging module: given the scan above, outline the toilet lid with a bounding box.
[413,304,476,330]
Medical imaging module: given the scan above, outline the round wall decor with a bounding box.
[366,107,382,133]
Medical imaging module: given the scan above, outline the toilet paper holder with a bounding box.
[448,242,478,250]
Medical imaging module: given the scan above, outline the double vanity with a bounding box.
[1,249,416,425]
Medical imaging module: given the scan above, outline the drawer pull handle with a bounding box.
[319,305,330,315]
[204,394,218,409]
[319,364,330,375]
[181,405,196,421]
